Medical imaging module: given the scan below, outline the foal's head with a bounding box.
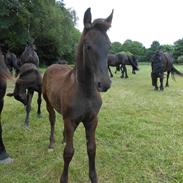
[79,8,113,92]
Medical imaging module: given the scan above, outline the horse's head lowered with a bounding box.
[81,8,113,92]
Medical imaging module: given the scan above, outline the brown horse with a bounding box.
[0,48,13,164]
[151,51,183,90]
[42,8,113,183]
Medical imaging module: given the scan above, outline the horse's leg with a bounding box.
[165,72,170,87]
[0,100,13,164]
[120,65,124,78]
[84,117,98,183]
[45,97,56,149]
[124,66,128,78]
[160,77,164,91]
[37,91,42,117]
[108,66,113,77]
[25,89,34,128]
[154,77,158,90]
[0,99,7,161]
[60,119,77,183]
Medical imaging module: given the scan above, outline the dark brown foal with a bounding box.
[42,8,113,183]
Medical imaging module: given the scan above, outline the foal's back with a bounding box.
[42,64,75,113]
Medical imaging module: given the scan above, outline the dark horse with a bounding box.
[151,51,183,90]
[5,50,19,76]
[0,49,13,163]
[42,8,113,183]
[117,53,139,78]
[7,43,42,127]
[107,54,120,77]
[108,53,139,78]
[20,42,39,67]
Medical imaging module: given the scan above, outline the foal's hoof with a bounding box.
[0,152,14,164]
[154,87,158,91]
[48,148,54,153]
[0,157,14,164]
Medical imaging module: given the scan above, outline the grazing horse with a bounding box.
[107,54,120,77]
[151,51,183,90]
[7,64,42,128]
[5,50,19,76]
[7,43,42,127]
[42,8,113,183]
[20,42,39,67]
[0,49,13,164]
[117,53,139,78]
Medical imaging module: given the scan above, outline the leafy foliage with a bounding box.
[0,0,80,65]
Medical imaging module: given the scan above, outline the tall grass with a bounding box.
[1,64,183,183]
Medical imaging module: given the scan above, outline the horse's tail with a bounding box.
[171,66,183,77]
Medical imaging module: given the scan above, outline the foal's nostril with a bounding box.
[97,82,102,89]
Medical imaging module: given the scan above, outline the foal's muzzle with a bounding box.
[97,80,111,92]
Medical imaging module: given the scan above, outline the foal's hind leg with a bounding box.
[37,91,42,117]
[84,117,98,183]
[44,96,56,149]
[25,89,34,128]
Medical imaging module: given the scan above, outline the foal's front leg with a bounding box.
[84,117,98,183]
[60,119,76,183]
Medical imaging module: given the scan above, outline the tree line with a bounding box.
[110,39,183,64]
[1,0,183,65]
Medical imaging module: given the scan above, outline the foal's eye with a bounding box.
[85,43,91,50]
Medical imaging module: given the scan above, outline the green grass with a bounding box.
[1,64,183,183]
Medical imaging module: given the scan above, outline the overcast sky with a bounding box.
[63,0,183,48]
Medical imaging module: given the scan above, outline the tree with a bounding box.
[121,39,146,61]
[173,38,183,61]
[110,42,123,54]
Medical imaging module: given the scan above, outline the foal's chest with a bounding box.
[68,96,102,121]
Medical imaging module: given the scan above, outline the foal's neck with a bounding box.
[75,36,96,97]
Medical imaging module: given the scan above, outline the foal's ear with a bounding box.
[84,8,92,29]
[105,9,114,26]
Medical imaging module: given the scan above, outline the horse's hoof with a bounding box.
[0,157,14,164]
[154,88,158,91]
[0,152,14,164]
[48,148,54,153]
[25,124,30,130]
[37,114,42,118]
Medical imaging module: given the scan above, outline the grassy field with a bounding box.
[1,64,183,183]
